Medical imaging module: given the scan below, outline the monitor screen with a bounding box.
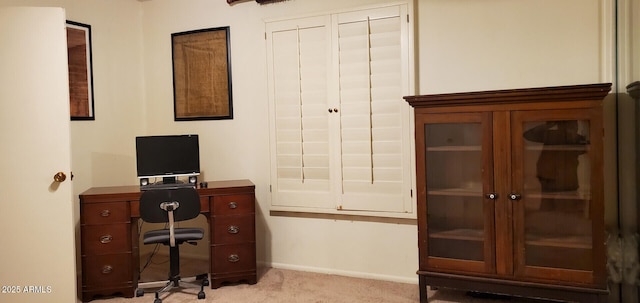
[135,134,200,179]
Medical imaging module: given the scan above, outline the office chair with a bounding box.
[135,187,209,303]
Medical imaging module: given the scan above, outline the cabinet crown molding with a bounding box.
[404,83,612,108]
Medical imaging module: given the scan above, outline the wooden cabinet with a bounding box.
[79,180,257,302]
[404,84,611,303]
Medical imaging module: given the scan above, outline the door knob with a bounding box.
[54,172,67,182]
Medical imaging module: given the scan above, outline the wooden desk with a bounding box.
[79,180,257,302]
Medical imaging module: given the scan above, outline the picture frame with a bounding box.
[66,21,95,120]
[172,26,233,121]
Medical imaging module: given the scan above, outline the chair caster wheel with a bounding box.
[198,291,205,299]
[154,298,162,303]
[135,288,144,297]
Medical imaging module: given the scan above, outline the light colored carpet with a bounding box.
[89,260,549,303]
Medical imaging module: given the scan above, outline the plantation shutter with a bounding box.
[335,6,412,212]
[266,3,414,216]
[267,16,334,208]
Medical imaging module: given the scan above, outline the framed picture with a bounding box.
[172,26,233,121]
[66,21,95,120]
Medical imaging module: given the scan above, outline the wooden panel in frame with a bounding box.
[66,20,95,120]
[172,26,233,121]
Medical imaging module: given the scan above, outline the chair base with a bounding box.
[136,274,209,302]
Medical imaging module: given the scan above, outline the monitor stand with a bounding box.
[162,176,177,184]
[139,176,191,190]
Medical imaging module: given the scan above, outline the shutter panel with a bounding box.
[266,3,414,216]
[336,5,411,212]
[267,17,334,209]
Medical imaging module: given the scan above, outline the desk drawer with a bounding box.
[130,196,209,218]
[82,253,132,286]
[82,224,130,255]
[211,214,255,244]
[212,194,254,215]
[211,243,256,273]
[82,202,129,225]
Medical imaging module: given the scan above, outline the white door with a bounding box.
[0,7,76,303]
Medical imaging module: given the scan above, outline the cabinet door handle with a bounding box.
[100,210,111,217]
[99,235,113,244]
[485,193,498,200]
[228,202,238,209]
[228,254,240,263]
[509,194,521,201]
[102,265,113,274]
[227,225,239,234]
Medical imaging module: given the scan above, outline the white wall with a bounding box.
[139,0,420,283]
[418,0,606,94]
[139,0,612,283]
[0,0,619,288]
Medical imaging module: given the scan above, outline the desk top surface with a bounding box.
[79,179,255,200]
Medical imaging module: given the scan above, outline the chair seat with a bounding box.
[143,228,204,245]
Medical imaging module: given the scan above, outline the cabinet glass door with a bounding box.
[422,113,493,267]
[512,109,602,281]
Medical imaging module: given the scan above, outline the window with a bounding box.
[266,2,414,217]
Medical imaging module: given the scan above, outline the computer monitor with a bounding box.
[135,134,200,185]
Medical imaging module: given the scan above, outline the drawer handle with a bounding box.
[100,209,111,217]
[102,265,113,274]
[99,235,113,244]
[227,225,239,234]
[228,254,240,263]
[228,202,238,209]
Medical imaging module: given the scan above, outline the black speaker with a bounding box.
[188,176,197,185]
[139,178,149,186]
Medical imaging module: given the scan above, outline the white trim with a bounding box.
[263,261,419,285]
[270,205,417,219]
[266,1,416,217]
[263,1,411,24]
[600,0,616,87]
[143,250,209,261]
[616,0,633,88]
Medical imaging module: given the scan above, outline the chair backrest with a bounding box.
[139,187,201,223]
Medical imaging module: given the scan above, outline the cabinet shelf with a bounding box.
[525,190,590,200]
[427,188,482,197]
[525,144,590,152]
[429,229,484,242]
[526,235,591,249]
[427,145,481,152]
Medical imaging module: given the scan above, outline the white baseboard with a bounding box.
[261,261,419,285]
[143,255,417,285]
[143,251,208,261]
